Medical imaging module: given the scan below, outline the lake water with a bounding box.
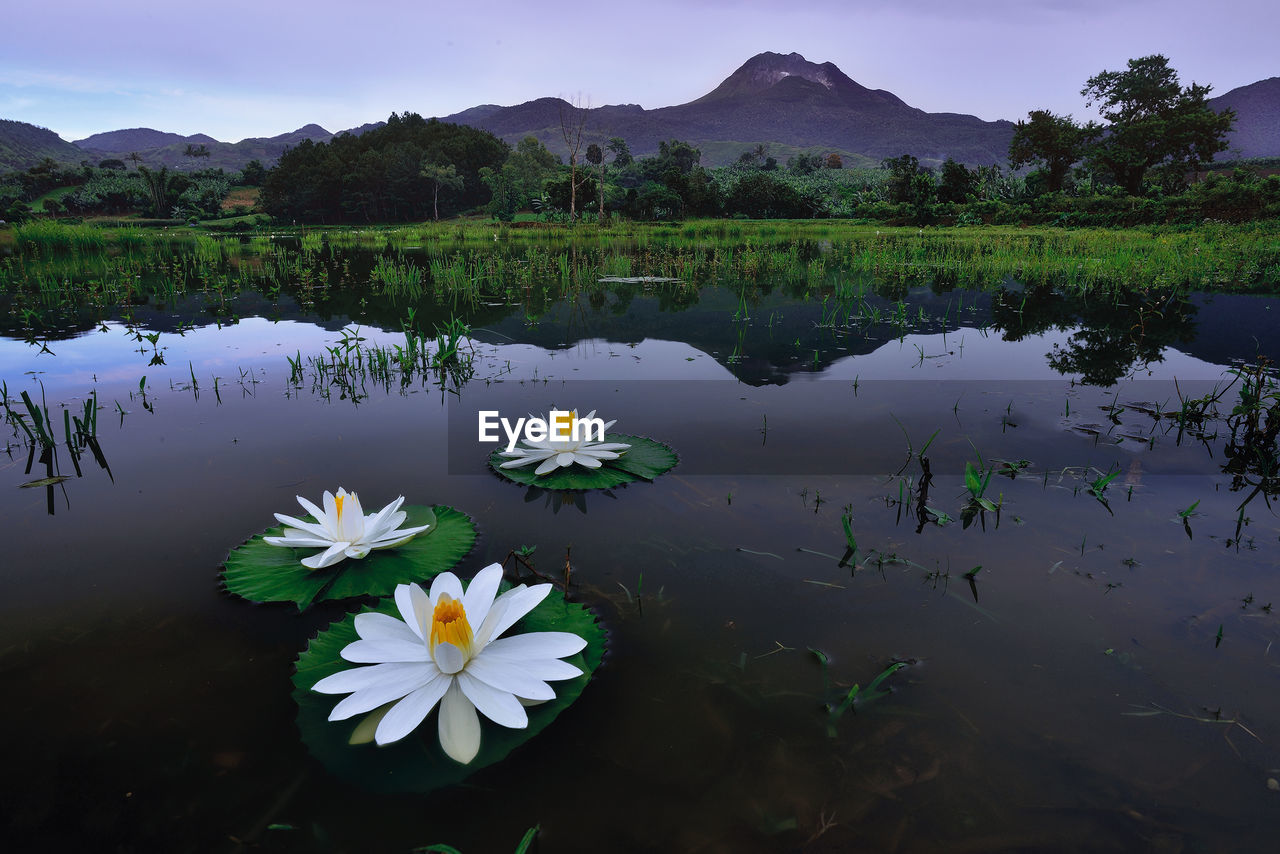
[3,238,1280,851]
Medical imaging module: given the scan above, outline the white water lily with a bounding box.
[499,409,631,476]
[264,488,432,570]
[311,563,587,763]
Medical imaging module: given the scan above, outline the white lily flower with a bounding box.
[264,488,432,570]
[311,564,587,763]
[499,409,632,476]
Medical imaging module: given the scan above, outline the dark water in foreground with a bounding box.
[3,272,1280,852]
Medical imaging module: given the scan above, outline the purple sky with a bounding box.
[2,0,1275,142]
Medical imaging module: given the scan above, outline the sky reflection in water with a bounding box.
[2,284,1279,851]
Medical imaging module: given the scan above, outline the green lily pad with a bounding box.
[293,584,606,793]
[222,505,476,610]
[489,433,677,491]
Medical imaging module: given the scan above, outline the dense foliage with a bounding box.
[258,113,507,223]
[0,157,237,221]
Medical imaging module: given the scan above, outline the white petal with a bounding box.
[263,533,335,549]
[534,457,563,475]
[364,504,405,538]
[434,641,465,675]
[462,563,504,628]
[343,489,364,517]
[578,448,622,460]
[429,572,464,605]
[345,545,371,560]
[498,457,540,469]
[374,672,452,745]
[295,495,328,525]
[353,612,422,645]
[395,583,428,640]
[475,583,551,645]
[364,524,432,550]
[572,454,603,469]
[438,680,481,763]
[335,491,365,543]
[270,515,332,539]
[483,631,588,661]
[465,655,556,701]
[457,671,529,728]
[341,638,430,663]
[321,490,338,520]
[328,666,436,721]
[498,657,582,682]
[312,661,428,695]
[302,541,351,569]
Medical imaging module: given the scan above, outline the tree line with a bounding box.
[0,150,263,223]
[3,54,1276,227]
[252,54,1273,226]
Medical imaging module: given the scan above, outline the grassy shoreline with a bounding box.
[3,219,1279,300]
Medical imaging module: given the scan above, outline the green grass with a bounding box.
[31,184,81,209]
[2,220,1277,324]
[200,213,271,229]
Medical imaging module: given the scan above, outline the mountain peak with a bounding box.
[694,51,904,109]
[736,51,839,90]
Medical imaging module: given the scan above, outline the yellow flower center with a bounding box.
[429,593,474,658]
[335,492,345,520]
[553,409,578,441]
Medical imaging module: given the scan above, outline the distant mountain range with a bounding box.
[2,52,1277,174]
[69,123,345,172]
[441,52,1016,166]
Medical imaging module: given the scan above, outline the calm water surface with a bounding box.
[3,247,1280,852]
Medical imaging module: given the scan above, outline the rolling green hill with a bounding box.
[0,119,86,172]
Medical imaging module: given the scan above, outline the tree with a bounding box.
[183,143,211,162]
[825,153,843,169]
[586,143,605,219]
[240,159,267,186]
[1008,110,1094,193]
[881,155,937,222]
[606,137,632,168]
[786,152,823,176]
[260,115,506,223]
[656,140,700,175]
[882,155,922,203]
[420,160,464,220]
[127,151,143,170]
[726,172,808,219]
[1081,55,1234,194]
[136,165,172,217]
[558,96,590,220]
[938,158,976,203]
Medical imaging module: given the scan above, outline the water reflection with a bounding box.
[4,388,113,515]
[4,240,1280,849]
